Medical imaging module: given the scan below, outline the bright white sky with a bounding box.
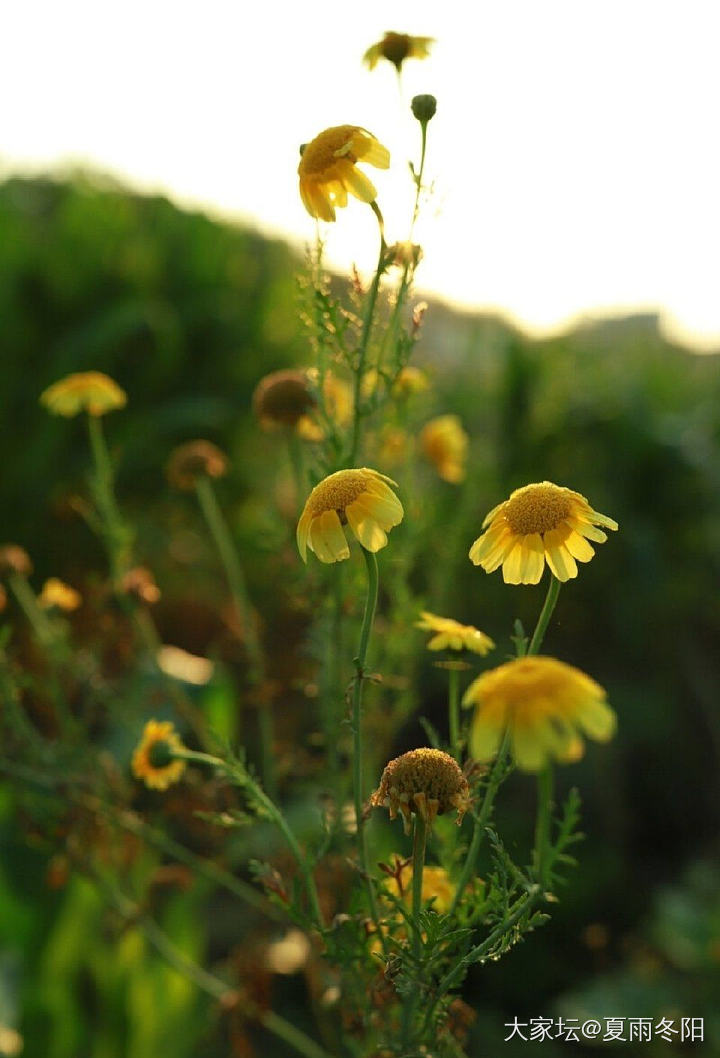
[4,1,720,349]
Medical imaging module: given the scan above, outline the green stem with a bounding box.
[176,749,324,931]
[533,763,554,889]
[424,886,541,1033]
[87,414,129,585]
[287,431,306,503]
[527,574,561,655]
[448,666,461,761]
[194,476,274,797]
[8,573,56,647]
[105,884,331,1058]
[448,730,511,919]
[349,206,386,465]
[411,814,427,960]
[352,547,384,942]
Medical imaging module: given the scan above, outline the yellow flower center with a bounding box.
[300,126,358,175]
[504,483,572,535]
[306,470,369,516]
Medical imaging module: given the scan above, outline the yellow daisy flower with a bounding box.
[298,125,390,223]
[469,481,618,585]
[463,655,617,773]
[38,578,82,612]
[386,863,456,913]
[415,611,494,655]
[369,747,471,834]
[420,415,468,483]
[131,719,187,791]
[363,32,435,73]
[296,468,403,564]
[40,371,127,417]
[296,370,354,442]
[392,365,429,398]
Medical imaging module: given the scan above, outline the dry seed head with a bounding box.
[252,369,316,428]
[0,544,32,578]
[121,566,161,604]
[166,440,228,490]
[370,748,470,834]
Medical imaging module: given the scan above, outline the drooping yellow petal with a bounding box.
[345,501,388,551]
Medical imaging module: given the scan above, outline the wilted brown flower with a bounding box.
[121,566,161,605]
[0,545,32,578]
[369,748,471,834]
[166,440,228,490]
[363,32,434,73]
[252,369,317,430]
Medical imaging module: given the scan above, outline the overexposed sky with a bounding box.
[4,1,720,349]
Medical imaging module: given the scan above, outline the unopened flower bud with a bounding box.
[411,94,437,124]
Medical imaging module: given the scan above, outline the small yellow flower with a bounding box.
[40,372,127,417]
[131,719,187,790]
[39,578,82,612]
[296,370,354,441]
[463,655,617,773]
[166,440,228,491]
[469,481,618,585]
[363,32,435,73]
[420,415,468,483]
[369,747,471,834]
[386,863,456,913]
[376,426,411,467]
[296,468,403,564]
[415,612,494,655]
[298,125,390,223]
[392,365,429,398]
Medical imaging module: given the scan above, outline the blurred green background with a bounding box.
[1,173,719,1057]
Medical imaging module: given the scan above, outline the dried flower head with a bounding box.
[131,719,187,790]
[252,369,316,430]
[370,748,471,834]
[38,578,82,612]
[463,655,617,772]
[469,481,618,584]
[40,371,127,417]
[420,415,468,483]
[415,611,494,655]
[121,566,161,605]
[0,544,32,578]
[298,125,390,222]
[166,440,228,490]
[363,32,435,73]
[297,468,403,564]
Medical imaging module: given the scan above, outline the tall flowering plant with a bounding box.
[0,37,621,1058]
